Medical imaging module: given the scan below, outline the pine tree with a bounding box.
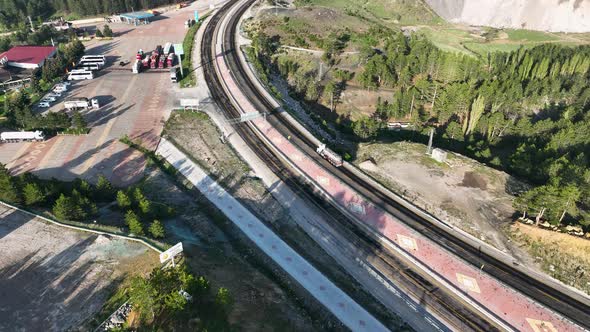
[102,25,113,37]
[71,110,87,129]
[117,190,131,209]
[23,182,45,206]
[95,28,103,38]
[128,217,144,236]
[149,220,165,239]
[0,163,21,204]
[53,194,76,220]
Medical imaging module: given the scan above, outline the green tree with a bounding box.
[95,175,113,200]
[0,164,21,204]
[138,198,152,216]
[53,194,76,220]
[102,25,113,37]
[71,110,87,129]
[117,190,131,209]
[149,220,165,238]
[128,217,144,235]
[23,182,45,206]
[215,287,233,312]
[95,27,103,38]
[125,210,139,226]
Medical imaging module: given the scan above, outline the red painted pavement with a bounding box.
[216,52,582,331]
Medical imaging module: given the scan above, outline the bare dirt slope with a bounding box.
[355,142,533,262]
[425,0,590,32]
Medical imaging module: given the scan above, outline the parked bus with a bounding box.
[81,55,106,62]
[67,70,94,80]
[76,63,101,71]
[79,59,105,67]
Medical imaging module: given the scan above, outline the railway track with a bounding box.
[201,1,502,331]
[204,0,590,330]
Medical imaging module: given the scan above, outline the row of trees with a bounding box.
[117,187,171,238]
[249,22,590,228]
[0,0,182,29]
[0,162,173,238]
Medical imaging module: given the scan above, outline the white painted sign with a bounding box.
[180,99,200,108]
[160,242,183,263]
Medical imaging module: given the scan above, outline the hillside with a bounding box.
[425,0,590,33]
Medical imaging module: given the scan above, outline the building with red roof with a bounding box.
[0,46,57,69]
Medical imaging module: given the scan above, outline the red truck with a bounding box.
[142,55,150,68]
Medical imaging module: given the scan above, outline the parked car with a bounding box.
[41,96,56,102]
[47,92,62,98]
[38,101,51,108]
[53,85,67,92]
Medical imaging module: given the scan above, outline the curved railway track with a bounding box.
[201,1,502,331]
[201,0,590,330]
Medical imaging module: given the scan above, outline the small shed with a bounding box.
[119,11,155,25]
[432,148,448,163]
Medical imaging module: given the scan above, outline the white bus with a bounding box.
[79,59,105,67]
[76,63,101,71]
[81,55,106,61]
[67,70,94,80]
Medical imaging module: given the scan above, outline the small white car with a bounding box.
[47,92,62,98]
[53,86,67,93]
[41,96,56,102]
[38,101,51,108]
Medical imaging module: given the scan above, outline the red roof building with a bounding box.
[0,46,57,69]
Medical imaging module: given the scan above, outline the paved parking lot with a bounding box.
[0,0,223,186]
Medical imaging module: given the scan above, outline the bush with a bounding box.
[95,28,103,38]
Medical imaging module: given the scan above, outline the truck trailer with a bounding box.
[1,131,45,143]
[317,144,343,167]
[64,98,99,110]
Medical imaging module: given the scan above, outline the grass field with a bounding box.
[284,0,590,56]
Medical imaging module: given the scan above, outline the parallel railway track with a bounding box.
[204,2,590,330]
[201,1,501,331]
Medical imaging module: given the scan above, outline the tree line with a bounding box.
[0,0,182,29]
[0,163,173,239]
[248,24,590,229]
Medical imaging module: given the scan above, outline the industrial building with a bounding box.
[0,46,57,69]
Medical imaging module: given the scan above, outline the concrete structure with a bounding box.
[0,46,57,69]
[119,11,155,25]
[431,148,447,163]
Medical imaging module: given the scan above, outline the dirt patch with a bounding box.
[355,142,532,261]
[0,205,157,331]
[460,171,487,190]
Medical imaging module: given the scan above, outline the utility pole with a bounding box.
[426,128,434,155]
[28,16,35,32]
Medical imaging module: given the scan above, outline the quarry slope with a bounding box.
[425,0,590,33]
